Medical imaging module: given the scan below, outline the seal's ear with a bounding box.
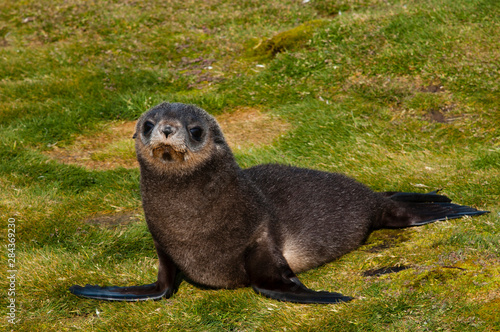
[132,132,137,139]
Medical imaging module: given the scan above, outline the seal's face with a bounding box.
[134,103,228,175]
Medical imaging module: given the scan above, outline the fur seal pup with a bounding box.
[70,102,489,304]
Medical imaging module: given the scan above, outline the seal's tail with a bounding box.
[378,190,489,228]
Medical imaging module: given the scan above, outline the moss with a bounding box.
[478,298,500,327]
[407,267,463,289]
[250,19,329,57]
[363,229,413,252]
[312,0,351,16]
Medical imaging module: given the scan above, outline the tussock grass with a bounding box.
[1,0,498,330]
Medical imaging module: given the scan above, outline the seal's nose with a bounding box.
[162,126,174,138]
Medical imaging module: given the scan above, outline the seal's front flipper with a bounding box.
[245,239,352,304]
[252,276,353,304]
[70,241,179,301]
[69,282,171,301]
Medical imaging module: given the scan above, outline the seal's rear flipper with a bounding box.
[69,283,172,301]
[382,190,451,203]
[253,277,353,304]
[378,191,489,228]
[406,202,489,226]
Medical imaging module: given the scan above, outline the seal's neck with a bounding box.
[139,152,241,199]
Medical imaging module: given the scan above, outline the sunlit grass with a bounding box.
[0,0,498,330]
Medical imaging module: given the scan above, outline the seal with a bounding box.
[70,102,489,303]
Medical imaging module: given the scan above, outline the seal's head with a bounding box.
[134,103,230,176]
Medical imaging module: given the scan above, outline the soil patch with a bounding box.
[426,104,456,123]
[420,83,445,93]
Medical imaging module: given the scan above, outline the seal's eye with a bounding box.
[189,127,203,141]
[143,121,155,136]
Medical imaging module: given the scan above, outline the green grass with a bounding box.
[1,0,499,330]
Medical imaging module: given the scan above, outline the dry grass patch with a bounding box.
[85,210,144,228]
[45,121,138,170]
[217,107,291,151]
[45,107,290,170]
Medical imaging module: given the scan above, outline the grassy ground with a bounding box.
[1,0,499,330]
